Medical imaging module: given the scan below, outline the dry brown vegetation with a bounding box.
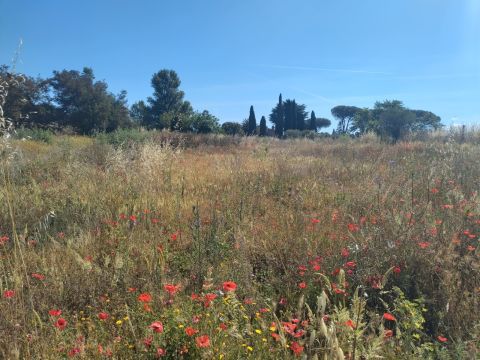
[0,134,479,359]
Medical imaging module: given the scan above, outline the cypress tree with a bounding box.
[276,94,284,137]
[259,116,267,136]
[248,105,257,135]
[309,111,317,131]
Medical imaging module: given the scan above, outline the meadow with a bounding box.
[0,132,479,359]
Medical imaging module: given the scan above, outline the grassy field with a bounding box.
[0,133,479,359]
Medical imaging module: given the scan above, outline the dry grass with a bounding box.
[0,134,479,359]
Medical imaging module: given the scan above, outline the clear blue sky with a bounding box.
[1,0,479,128]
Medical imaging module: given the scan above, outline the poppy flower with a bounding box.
[383,313,396,321]
[143,337,153,348]
[170,233,178,241]
[393,266,401,274]
[98,312,109,320]
[68,348,81,357]
[418,242,431,249]
[150,321,164,333]
[0,236,9,245]
[345,319,356,329]
[164,284,180,296]
[195,335,210,348]
[3,290,15,298]
[129,215,137,222]
[384,330,393,338]
[348,223,359,232]
[290,341,304,356]
[437,336,448,343]
[222,281,237,292]
[467,245,476,251]
[156,348,166,356]
[54,318,67,330]
[185,327,198,336]
[31,273,45,281]
[298,282,307,289]
[345,261,356,268]
[49,309,62,317]
[138,293,152,303]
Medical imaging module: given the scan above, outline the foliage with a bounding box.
[247,105,257,135]
[221,122,244,136]
[259,116,267,137]
[49,67,131,134]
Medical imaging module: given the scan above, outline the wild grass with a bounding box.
[0,133,479,359]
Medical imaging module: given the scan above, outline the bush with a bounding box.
[14,127,55,143]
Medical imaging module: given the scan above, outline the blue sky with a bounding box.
[1,0,479,128]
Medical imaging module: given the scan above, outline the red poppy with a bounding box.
[185,327,198,336]
[54,318,67,330]
[156,348,166,356]
[418,242,431,249]
[348,223,359,232]
[170,233,178,241]
[298,282,307,289]
[98,312,109,320]
[3,290,15,298]
[49,309,62,317]
[271,333,280,341]
[138,293,152,303]
[68,347,81,357]
[164,284,180,296]
[383,313,396,321]
[129,215,137,222]
[393,266,401,274]
[0,235,9,245]
[345,319,356,329]
[384,329,394,338]
[290,341,304,356]
[195,335,210,348]
[341,248,350,257]
[467,245,476,251]
[222,281,237,292]
[150,321,164,333]
[31,273,45,281]
[143,337,153,348]
[219,322,228,330]
[345,261,356,268]
[437,336,448,343]
[311,218,320,224]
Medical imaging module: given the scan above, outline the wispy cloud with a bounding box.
[256,64,392,75]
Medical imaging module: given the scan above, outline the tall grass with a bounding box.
[0,134,479,359]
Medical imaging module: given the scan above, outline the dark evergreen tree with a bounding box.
[259,116,267,136]
[277,94,284,136]
[49,67,131,134]
[247,105,257,135]
[309,111,317,131]
[270,94,284,137]
[137,69,193,129]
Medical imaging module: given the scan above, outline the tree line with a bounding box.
[0,65,442,140]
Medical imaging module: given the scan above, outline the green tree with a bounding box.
[350,108,372,135]
[270,94,284,137]
[259,116,267,136]
[309,111,317,131]
[247,105,257,135]
[221,122,243,136]
[188,110,220,133]
[49,67,131,134]
[0,65,54,129]
[331,105,360,134]
[142,69,192,129]
[315,117,331,131]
